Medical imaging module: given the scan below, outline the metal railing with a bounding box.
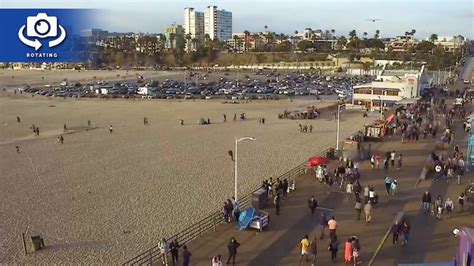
[123,156,318,265]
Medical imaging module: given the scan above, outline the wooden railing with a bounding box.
[123,155,321,265]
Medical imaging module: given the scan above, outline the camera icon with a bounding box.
[26,13,58,38]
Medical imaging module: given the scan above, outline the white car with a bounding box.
[463,80,470,84]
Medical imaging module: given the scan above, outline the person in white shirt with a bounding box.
[212,254,223,266]
[444,198,454,219]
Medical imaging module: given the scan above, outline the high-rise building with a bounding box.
[184,7,205,49]
[204,6,232,41]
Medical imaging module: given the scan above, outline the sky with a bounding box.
[1,0,473,39]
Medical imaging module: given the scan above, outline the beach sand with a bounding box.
[0,85,373,264]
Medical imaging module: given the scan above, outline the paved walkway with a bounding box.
[179,128,454,265]
[168,58,474,266]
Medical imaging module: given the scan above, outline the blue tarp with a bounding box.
[238,207,255,231]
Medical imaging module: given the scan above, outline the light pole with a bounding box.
[377,95,383,120]
[233,137,256,201]
[336,104,345,151]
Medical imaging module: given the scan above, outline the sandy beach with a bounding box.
[0,77,373,264]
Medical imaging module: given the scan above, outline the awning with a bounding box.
[397,97,421,105]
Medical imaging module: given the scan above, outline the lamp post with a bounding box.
[233,137,256,201]
[336,104,345,151]
[377,95,383,120]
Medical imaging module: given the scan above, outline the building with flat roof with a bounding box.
[164,24,185,50]
[184,7,205,50]
[204,5,232,41]
[433,36,465,53]
[352,66,428,111]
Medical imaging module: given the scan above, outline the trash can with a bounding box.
[31,236,44,252]
[252,188,268,210]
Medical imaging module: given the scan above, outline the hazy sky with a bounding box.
[2,0,473,39]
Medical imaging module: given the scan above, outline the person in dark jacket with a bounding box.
[308,196,318,215]
[169,239,179,265]
[227,237,240,265]
[392,221,401,244]
[182,245,191,266]
[421,191,432,214]
[328,236,340,262]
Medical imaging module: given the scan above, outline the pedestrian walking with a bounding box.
[458,193,466,212]
[233,199,241,223]
[144,117,148,125]
[319,212,328,239]
[363,185,369,204]
[328,216,337,239]
[445,198,454,219]
[226,237,240,265]
[223,114,227,123]
[401,221,411,246]
[344,238,353,263]
[390,180,398,196]
[310,236,318,266]
[182,245,191,266]
[328,236,340,262]
[384,176,392,195]
[169,239,179,266]
[421,191,432,214]
[57,135,64,144]
[308,196,318,215]
[211,255,223,266]
[17,116,21,123]
[274,194,281,215]
[299,235,310,264]
[88,120,91,127]
[392,221,401,244]
[351,236,361,265]
[390,150,396,167]
[15,146,20,153]
[109,125,113,133]
[370,155,375,169]
[435,195,443,220]
[309,125,313,133]
[159,238,169,266]
[354,199,362,221]
[63,123,68,133]
[364,202,372,223]
[397,154,403,170]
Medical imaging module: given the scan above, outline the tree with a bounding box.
[429,33,438,43]
[363,32,368,39]
[169,33,176,50]
[185,33,192,51]
[297,40,314,51]
[264,25,268,32]
[416,41,436,53]
[276,40,293,52]
[233,35,240,51]
[374,29,380,39]
[294,30,298,35]
[204,34,211,48]
[244,30,250,52]
[411,29,416,36]
[349,30,357,40]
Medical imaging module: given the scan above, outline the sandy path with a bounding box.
[0,94,372,264]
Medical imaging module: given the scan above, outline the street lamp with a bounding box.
[233,136,256,201]
[377,95,383,120]
[336,104,345,151]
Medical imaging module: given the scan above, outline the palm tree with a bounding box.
[264,25,268,32]
[411,29,416,36]
[294,30,298,35]
[429,34,438,43]
[405,31,410,37]
[204,33,211,48]
[349,30,357,40]
[233,35,240,52]
[374,29,380,39]
[244,30,250,52]
[331,29,335,35]
[160,34,166,49]
[363,32,368,39]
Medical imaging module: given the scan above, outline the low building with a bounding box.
[387,35,417,53]
[352,66,428,111]
[433,36,465,53]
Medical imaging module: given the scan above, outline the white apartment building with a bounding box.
[352,66,428,111]
[184,7,205,49]
[433,36,465,53]
[204,5,232,41]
